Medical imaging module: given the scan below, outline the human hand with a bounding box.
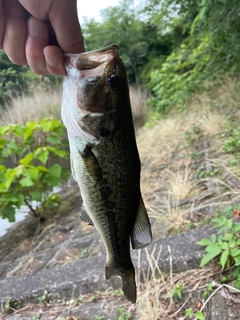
[0,0,84,75]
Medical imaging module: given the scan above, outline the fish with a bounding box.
[61,44,152,303]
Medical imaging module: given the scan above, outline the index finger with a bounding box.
[0,0,4,49]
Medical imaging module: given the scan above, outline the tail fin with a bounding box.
[105,265,136,303]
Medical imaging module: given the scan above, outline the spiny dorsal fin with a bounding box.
[131,196,152,250]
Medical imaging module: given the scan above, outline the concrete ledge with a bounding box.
[0,226,216,304]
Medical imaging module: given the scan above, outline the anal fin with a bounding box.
[131,196,152,249]
[80,205,94,226]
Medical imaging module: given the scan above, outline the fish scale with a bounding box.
[61,44,152,303]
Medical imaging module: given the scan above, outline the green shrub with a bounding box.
[0,118,70,222]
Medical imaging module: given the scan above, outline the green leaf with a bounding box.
[47,146,68,158]
[27,167,39,180]
[234,280,240,290]
[47,135,60,144]
[229,239,237,248]
[195,310,205,320]
[15,194,24,208]
[200,246,222,267]
[0,125,9,135]
[47,193,61,203]
[40,118,53,132]
[220,242,228,250]
[2,148,12,158]
[231,248,240,257]
[197,238,212,246]
[20,153,33,165]
[20,176,33,187]
[0,194,18,203]
[223,233,233,242]
[30,190,43,202]
[15,165,24,177]
[233,266,240,278]
[226,219,233,229]
[210,234,217,243]
[233,224,240,232]
[23,128,33,141]
[205,243,221,254]
[4,175,15,190]
[220,250,229,269]
[37,150,49,165]
[36,166,49,173]
[49,164,62,178]
[234,257,240,266]
[213,216,226,228]
[2,206,15,222]
[185,308,193,317]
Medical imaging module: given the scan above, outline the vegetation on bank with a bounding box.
[1,0,239,118]
[0,119,70,222]
[1,0,240,319]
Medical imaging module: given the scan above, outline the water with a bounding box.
[0,187,62,237]
[0,206,29,237]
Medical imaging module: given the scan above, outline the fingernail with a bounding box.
[44,51,58,68]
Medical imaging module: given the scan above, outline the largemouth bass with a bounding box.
[61,44,152,303]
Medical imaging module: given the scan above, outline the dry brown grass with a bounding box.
[1,77,240,319]
[0,89,62,125]
[136,247,222,320]
[129,86,149,128]
[137,77,240,239]
[0,85,148,127]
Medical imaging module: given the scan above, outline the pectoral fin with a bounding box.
[80,205,94,226]
[79,110,116,139]
[75,138,103,181]
[131,196,152,249]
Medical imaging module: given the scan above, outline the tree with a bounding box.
[143,0,240,114]
[0,52,62,108]
[83,0,172,84]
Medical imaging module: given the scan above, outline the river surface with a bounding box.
[0,187,62,237]
[0,207,29,237]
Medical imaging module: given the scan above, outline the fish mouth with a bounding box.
[64,44,119,81]
[63,44,122,114]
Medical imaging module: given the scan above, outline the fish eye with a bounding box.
[107,74,119,88]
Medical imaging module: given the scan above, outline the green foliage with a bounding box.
[222,127,240,164]
[82,0,171,84]
[1,297,21,313]
[171,283,184,299]
[196,166,220,179]
[37,290,52,303]
[198,211,240,288]
[118,307,133,320]
[0,118,70,222]
[77,247,88,259]
[185,308,205,319]
[202,282,213,299]
[32,315,41,320]
[145,0,240,115]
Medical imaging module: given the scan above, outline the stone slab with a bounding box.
[0,225,216,305]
